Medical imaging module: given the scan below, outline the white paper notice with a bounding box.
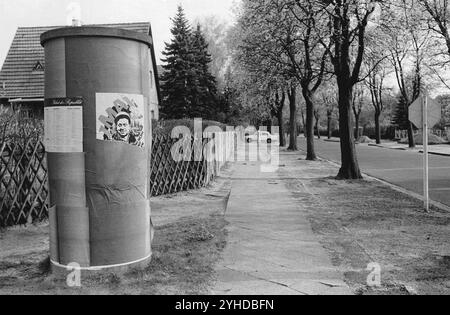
[44,106,83,153]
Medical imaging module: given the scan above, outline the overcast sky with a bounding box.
[0,0,238,66]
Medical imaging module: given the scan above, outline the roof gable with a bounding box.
[0,22,152,99]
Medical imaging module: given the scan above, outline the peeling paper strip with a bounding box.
[57,206,90,267]
[49,206,59,263]
[47,153,88,266]
[89,199,151,266]
[47,153,87,207]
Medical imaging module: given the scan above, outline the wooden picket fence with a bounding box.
[151,135,209,197]
[150,132,235,196]
[0,140,49,227]
[0,132,235,227]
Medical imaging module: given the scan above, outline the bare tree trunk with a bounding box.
[267,118,272,134]
[277,110,286,147]
[375,110,381,144]
[288,86,298,151]
[302,88,316,160]
[404,98,416,148]
[407,122,415,148]
[300,105,306,137]
[354,113,360,140]
[337,83,363,180]
[327,110,332,139]
[330,0,369,180]
[315,118,321,140]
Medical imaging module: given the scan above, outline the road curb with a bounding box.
[368,143,408,151]
[361,173,450,213]
[368,143,450,157]
[418,150,450,157]
[323,139,340,143]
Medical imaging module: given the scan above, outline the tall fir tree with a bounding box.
[392,94,411,130]
[160,6,197,119]
[160,6,219,120]
[191,24,218,119]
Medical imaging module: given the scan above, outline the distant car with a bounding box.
[246,131,279,144]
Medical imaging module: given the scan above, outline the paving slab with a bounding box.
[211,146,352,295]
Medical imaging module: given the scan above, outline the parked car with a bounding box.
[245,131,279,143]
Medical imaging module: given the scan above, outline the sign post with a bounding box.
[409,94,441,212]
[423,95,429,212]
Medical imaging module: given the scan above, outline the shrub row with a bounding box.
[307,126,397,140]
[0,107,43,146]
[152,119,227,136]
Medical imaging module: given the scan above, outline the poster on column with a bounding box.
[96,93,145,148]
[44,97,83,153]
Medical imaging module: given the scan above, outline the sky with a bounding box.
[0,0,239,66]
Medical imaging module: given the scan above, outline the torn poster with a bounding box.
[96,93,145,148]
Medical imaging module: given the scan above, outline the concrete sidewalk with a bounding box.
[211,149,352,295]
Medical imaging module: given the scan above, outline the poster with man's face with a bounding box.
[96,93,146,148]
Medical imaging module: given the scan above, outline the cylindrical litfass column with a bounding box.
[41,27,153,272]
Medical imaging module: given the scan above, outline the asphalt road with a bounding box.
[298,138,450,207]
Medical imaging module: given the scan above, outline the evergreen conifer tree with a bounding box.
[160,6,196,119]
[160,7,219,120]
[392,94,410,130]
[191,24,218,119]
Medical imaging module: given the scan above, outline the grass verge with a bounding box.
[0,213,227,295]
[281,152,450,295]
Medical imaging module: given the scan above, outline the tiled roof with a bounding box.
[0,22,151,99]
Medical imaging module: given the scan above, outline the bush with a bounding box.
[332,129,341,138]
[0,106,43,146]
[317,128,333,137]
[152,119,227,137]
[398,133,448,145]
[362,126,396,140]
[357,136,375,144]
[302,125,397,140]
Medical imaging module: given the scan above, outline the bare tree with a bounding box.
[419,0,450,59]
[282,0,331,159]
[287,83,299,150]
[359,24,392,145]
[299,99,307,137]
[327,106,335,139]
[314,106,322,139]
[352,85,366,140]
[235,0,331,158]
[417,0,450,91]
[364,55,389,144]
[229,4,296,145]
[234,0,302,151]
[381,0,432,148]
[271,87,287,147]
[319,0,381,179]
[317,83,338,139]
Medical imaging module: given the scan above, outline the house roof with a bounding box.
[0,22,155,100]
